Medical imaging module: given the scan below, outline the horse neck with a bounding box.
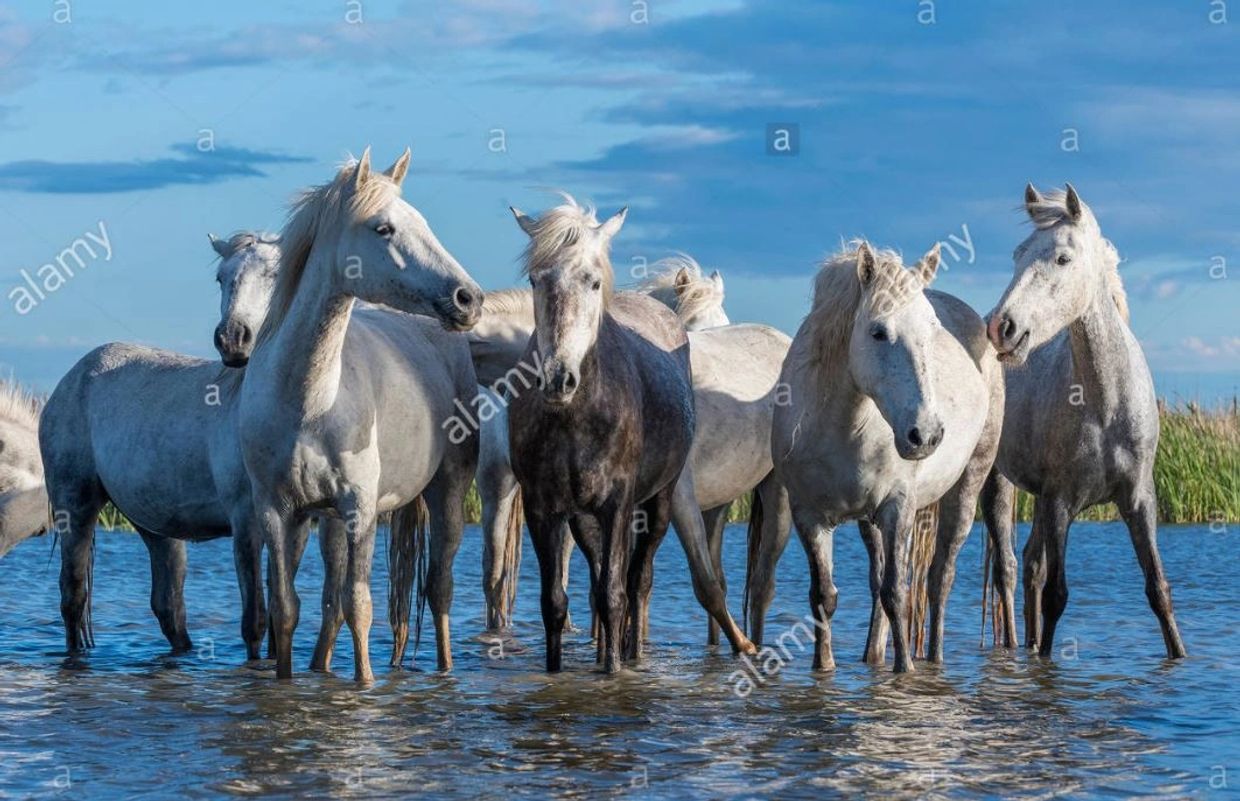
[260,248,354,416]
[802,337,871,431]
[1066,275,1136,412]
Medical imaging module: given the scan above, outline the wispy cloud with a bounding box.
[0,144,309,194]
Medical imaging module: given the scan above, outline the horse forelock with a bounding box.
[801,242,920,374]
[0,380,42,433]
[257,163,400,344]
[520,195,615,300]
[1021,190,1129,323]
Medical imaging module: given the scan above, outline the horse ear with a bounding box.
[710,269,724,292]
[510,206,538,237]
[598,207,627,241]
[916,243,942,286]
[354,147,372,190]
[1064,183,1083,222]
[856,242,877,286]
[1024,182,1042,217]
[385,148,411,187]
[209,233,228,258]
[674,267,692,295]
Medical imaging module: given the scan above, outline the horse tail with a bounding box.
[907,502,939,659]
[499,488,524,628]
[387,496,430,668]
[742,489,764,636]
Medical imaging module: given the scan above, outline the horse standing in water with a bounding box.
[506,197,753,672]
[40,233,296,657]
[770,242,1003,673]
[984,184,1186,659]
[0,381,47,558]
[237,150,483,682]
[470,260,792,648]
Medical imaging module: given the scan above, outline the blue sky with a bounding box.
[0,0,1236,401]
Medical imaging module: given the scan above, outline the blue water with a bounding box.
[0,522,1235,799]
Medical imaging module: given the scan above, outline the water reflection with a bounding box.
[0,523,1233,799]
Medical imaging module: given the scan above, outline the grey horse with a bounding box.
[983,184,1187,659]
[0,381,47,558]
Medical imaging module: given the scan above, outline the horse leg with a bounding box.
[341,509,378,684]
[858,519,888,666]
[254,501,300,680]
[54,485,104,653]
[137,529,191,654]
[570,515,605,663]
[876,497,915,673]
[670,468,755,655]
[310,518,348,672]
[597,494,634,674]
[558,523,576,632]
[426,465,472,674]
[266,518,311,659]
[1119,483,1187,659]
[746,474,792,648]
[1022,508,1048,650]
[981,469,1019,648]
[625,489,673,661]
[1035,496,1073,657]
[529,506,569,672]
[231,508,267,662]
[702,503,730,646]
[927,472,986,663]
[481,473,520,632]
[790,501,837,671]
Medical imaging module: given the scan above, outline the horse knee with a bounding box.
[811,583,838,620]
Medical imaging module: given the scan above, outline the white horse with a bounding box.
[0,381,47,558]
[468,256,793,647]
[983,184,1186,659]
[40,232,303,656]
[237,149,484,683]
[770,242,1003,673]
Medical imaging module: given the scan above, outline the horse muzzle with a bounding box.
[214,321,254,368]
[987,311,1031,365]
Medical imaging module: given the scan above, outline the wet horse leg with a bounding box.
[1119,482,1186,658]
[927,469,987,663]
[981,469,1019,647]
[138,529,191,654]
[746,474,792,648]
[1022,505,1048,650]
[310,518,348,672]
[702,503,730,646]
[597,494,634,674]
[858,519,888,665]
[876,497,915,673]
[625,488,673,661]
[790,501,837,671]
[529,505,570,672]
[1035,496,1073,657]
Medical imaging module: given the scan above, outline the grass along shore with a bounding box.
[95,401,1237,531]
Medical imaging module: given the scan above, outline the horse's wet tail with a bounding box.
[499,489,524,628]
[742,489,765,636]
[388,496,429,668]
[906,503,939,659]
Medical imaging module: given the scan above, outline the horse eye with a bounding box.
[871,325,888,342]
[375,222,394,237]
[591,279,602,291]
[1056,253,1071,265]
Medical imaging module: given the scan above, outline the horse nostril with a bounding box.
[563,371,579,393]
[213,328,226,350]
[453,286,476,311]
[1000,317,1016,342]
[929,426,944,448]
[240,326,253,346]
[908,427,922,447]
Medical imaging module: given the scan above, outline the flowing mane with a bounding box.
[519,193,615,299]
[0,380,41,434]
[1023,188,1129,323]
[481,287,533,316]
[213,230,279,261]
[639,254,724,326]
[799,241,923,373]
[258,161,400,343]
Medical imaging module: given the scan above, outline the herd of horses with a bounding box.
[0,149,1187,684]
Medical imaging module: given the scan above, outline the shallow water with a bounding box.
[0,521,1235,799]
